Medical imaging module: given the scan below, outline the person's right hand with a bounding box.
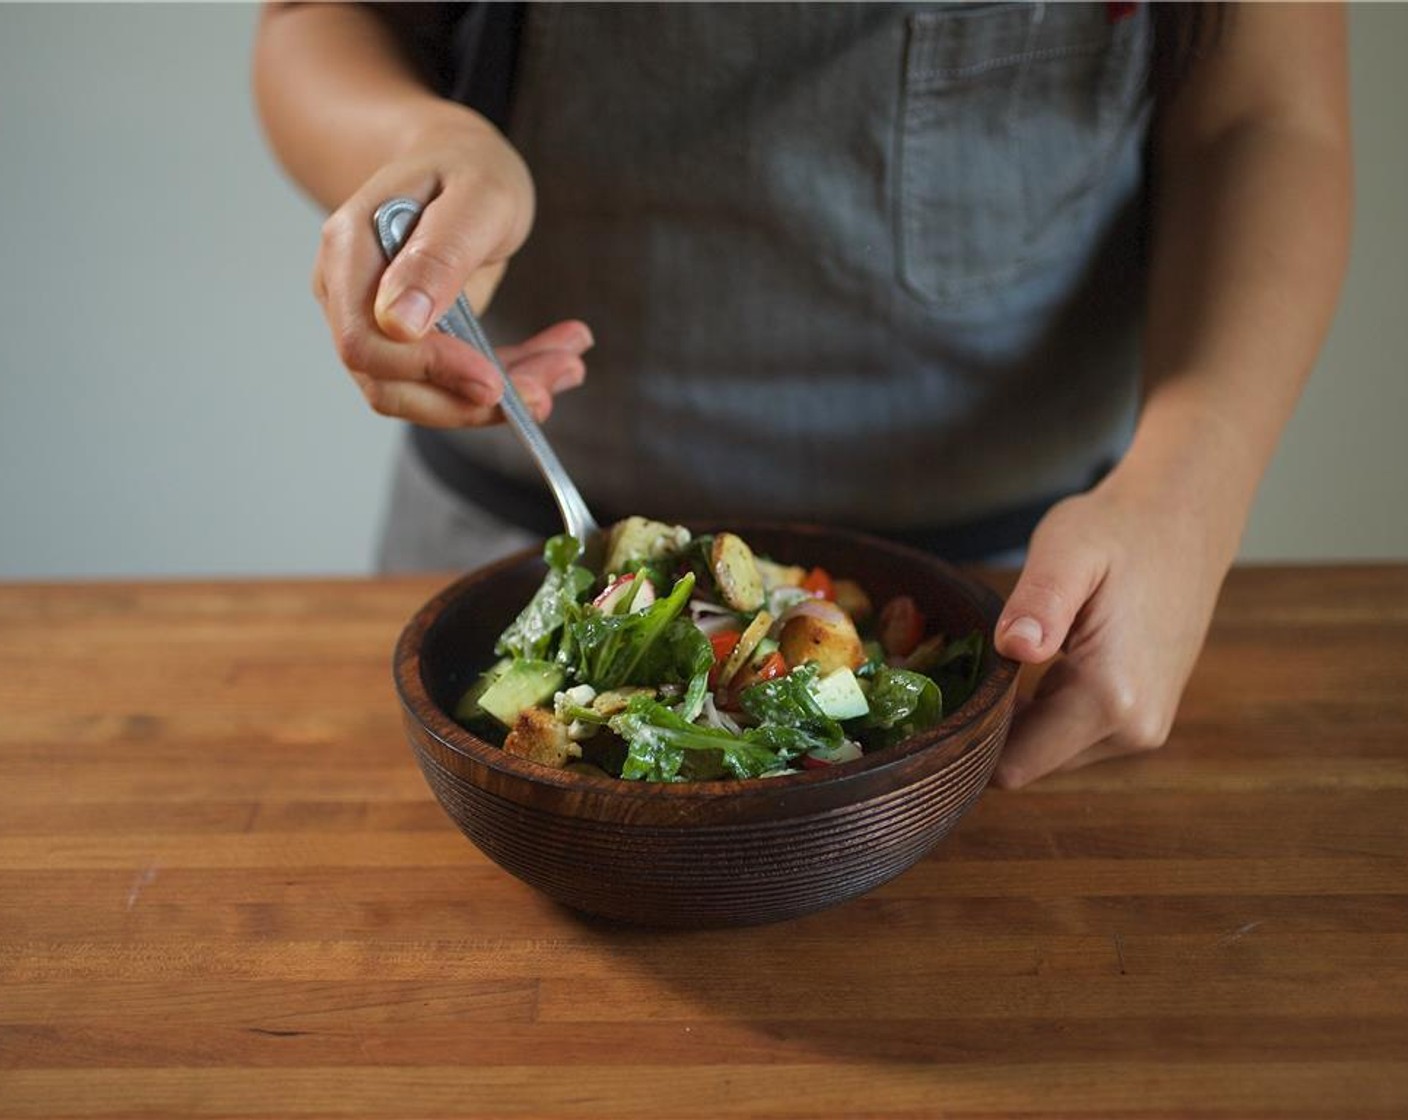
[313,114,591,428]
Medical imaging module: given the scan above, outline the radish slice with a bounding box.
[630,577,657,612]
[690,598,738,618]
[592,573,656,615]
[776,597,849,634]
[780,598,847,623]
[693,612,740,637]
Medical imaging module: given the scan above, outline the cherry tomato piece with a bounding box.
[878,595,925,659]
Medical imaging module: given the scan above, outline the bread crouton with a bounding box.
[503,708,581,769]
[778,610,866,675]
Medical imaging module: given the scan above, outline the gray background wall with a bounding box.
[1,3,1404,580]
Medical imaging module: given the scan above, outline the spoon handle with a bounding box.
[372,197,601,552]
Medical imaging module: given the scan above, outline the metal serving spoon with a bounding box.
[373,197,602,559]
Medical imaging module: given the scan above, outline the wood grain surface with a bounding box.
[1,567,1406,1119]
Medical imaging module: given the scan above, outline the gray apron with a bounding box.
[378,2,1152,572]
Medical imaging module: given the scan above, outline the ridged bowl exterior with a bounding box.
[394,523,1019,928]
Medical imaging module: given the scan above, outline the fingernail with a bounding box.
[1004,616,1043,648]
[388,289,433,335]
[577,325,595,351]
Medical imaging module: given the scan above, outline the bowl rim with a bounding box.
[393,521,1019,803]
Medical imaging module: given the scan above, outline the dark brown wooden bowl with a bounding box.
[393,523,1019,928]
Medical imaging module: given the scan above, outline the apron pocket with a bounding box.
[897,2,1148,307]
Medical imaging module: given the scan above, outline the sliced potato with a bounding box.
[604,516,690,576]
[717,609,774,687]
[504,708,581,769]
[755,558,806,591]
[710,532,764,612]
[591,686,656,717]
[778,608,866,675]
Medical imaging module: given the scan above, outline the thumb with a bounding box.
[995,516,1104,664]
[373,193,509,342]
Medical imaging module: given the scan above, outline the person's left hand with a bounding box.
[991,470,1237,787]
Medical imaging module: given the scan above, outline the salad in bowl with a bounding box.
[456,517,984,783]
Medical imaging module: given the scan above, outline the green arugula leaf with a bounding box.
[932,631,984,713]
[738,662,843,747]
[647,617,714,722]
[495,535,594,661]
[612,696,782,781]
[570,572,697,691]
[861,666,944,749]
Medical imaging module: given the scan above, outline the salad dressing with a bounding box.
[456,518,984,782]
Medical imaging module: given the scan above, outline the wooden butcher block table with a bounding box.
[1,566,1406,1119]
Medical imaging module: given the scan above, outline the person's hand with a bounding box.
[313,113,590,427]
[991,470,1237,787]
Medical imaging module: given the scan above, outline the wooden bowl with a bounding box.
[393,523,1019,928]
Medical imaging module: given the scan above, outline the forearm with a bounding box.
[252,3,496,210]
[1121,121,1352,552]
[255,3,557,428]
[1115,6,1352,558]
